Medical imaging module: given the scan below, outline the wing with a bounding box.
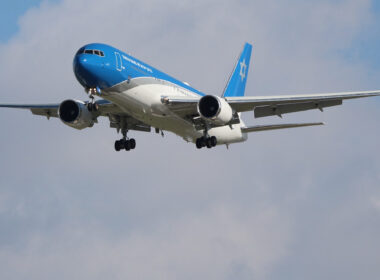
[0,99,151,132]
[0,103,60,118]
[0,99,117,118]
[162,90,380,119]
[226,90,380,118]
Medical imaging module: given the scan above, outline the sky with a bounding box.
[0,0,379,279]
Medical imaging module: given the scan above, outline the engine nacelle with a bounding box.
[197,95,233,125]
[58,99,95,130]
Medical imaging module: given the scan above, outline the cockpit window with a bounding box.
[76,47,85,55]
[77,49,105,57]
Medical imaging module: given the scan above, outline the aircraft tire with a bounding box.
[115,140,121,151]
[210,136,217,147]
[124,140,131,151]
[199,136,207,148]
[130,138,136,149]
[206,138,212,148]
[196,138,203,149]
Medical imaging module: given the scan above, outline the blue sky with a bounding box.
[0,1,379,280]
[341,1,380,70]
[0,0,50,42]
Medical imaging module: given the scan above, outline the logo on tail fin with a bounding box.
[239,59,247,81]
[222,43,252,97]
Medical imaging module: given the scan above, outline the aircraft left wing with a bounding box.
[162,90,380,119]
[226,90,380,118]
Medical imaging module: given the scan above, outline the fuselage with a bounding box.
[73,43,247,144]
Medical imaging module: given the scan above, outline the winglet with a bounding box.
[222,43,252,98]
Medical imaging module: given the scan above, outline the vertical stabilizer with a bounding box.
[222,43,252,97]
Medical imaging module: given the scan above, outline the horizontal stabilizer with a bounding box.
[241,122,324,133]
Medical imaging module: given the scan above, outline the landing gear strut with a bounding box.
[86,88,99,112]
[196,136,217,149]
[114,128,136,152]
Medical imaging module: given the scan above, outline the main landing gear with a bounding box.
[114,128,136,152]
[196,136,217,149]
[115,138,136,151]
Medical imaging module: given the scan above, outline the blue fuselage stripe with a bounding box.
[73,43,205,97]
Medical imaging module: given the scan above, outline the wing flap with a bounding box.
[30,108,59,118]
[254,100,342,118]
[160,96,199,117]
[241,122,324,133]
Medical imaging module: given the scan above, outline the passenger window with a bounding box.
[94,50,100,56]
[100,51,105,57]
[85,50,94,54]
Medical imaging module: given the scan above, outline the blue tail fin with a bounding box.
[222,43,252,97]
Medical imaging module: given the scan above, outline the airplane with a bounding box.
[0,42,379,151]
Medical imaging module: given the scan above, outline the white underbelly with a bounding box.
[102,83,246,145]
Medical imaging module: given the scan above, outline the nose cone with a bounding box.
[73,55,100,88]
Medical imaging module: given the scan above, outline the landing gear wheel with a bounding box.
[196,138,203,149]
[210,136,217,147]
[201,137,207,147]
[92,103,99,111]
[114,140,122,151]
[206,138,213,148]
[87,99,99,112]
[114,126,136,151]
[87,102,99,112]
[129,138,136,149]
[124,140,131,151]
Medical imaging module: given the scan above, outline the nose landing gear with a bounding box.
[86,87,100,112]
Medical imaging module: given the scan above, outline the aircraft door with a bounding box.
[115,52,123,71]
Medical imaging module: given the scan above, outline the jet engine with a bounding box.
[58,99,96,130]
[197,95,233,125]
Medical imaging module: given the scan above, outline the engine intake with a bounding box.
[58,100,95,130]
[197,95,233,125]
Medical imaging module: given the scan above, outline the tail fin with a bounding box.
[222,43,252,97]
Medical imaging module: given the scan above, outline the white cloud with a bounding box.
[0,203,292,280]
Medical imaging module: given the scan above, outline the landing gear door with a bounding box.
[115,52,123,71]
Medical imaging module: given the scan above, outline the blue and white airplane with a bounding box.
[1,43,379,151]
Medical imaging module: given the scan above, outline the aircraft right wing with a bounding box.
[0,99,119,118]
[0,99,151,132]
